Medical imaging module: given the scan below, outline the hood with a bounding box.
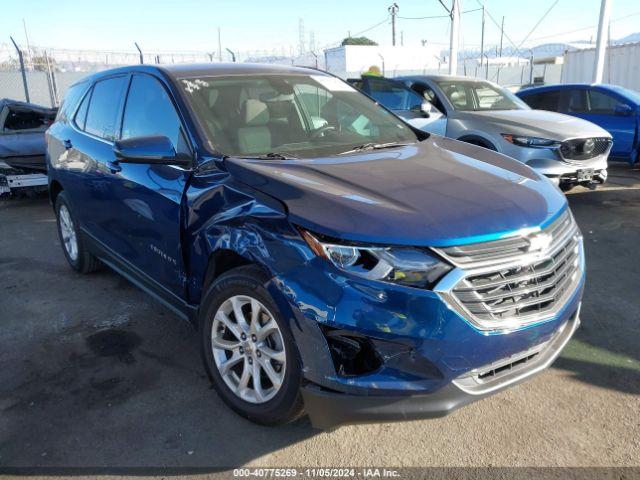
[460,109,611,140]
[225,136,567,247]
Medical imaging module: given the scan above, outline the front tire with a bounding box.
[200,265,304,425]
[55,192,101,273]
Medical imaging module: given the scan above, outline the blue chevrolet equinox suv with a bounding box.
[46,64,584,429]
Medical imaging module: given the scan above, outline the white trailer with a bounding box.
[562,41,640,91]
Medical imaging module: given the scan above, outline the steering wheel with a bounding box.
[310,125,337,139]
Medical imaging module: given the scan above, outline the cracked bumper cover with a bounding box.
[302,308,580,430]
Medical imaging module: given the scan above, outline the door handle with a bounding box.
[63,139,72,149]
[106,161,122,173]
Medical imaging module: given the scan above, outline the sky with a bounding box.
[1,0,639,55]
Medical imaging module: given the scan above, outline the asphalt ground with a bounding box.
[0,164,639,475]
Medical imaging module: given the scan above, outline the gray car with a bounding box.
[358,75,611,191]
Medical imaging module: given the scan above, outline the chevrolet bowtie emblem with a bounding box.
[528,233,552,252]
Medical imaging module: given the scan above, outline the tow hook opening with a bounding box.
[320,326,383,377]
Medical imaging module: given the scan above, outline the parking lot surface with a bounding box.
[0,165,639,471]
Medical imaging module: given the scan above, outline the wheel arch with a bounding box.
[457,134,497,151]
[202,248,255,292]
[49,179,63,206]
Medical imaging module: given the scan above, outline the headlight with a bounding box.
[298,228,452,289]
[501,134,559,148]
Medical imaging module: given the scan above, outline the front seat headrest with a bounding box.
[242,99,270,126]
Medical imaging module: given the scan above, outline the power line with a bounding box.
[351,15,391,37]
[398,7,482,20]
[528,10,640,42]
[316,15,390,52]
[517,0,560,49]
[475,0,525,58]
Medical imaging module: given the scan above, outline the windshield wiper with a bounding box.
[338,141,413,155]
[239,152,301,160]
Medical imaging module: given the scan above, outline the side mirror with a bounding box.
[614,104,633,116]
[113,135,190,167]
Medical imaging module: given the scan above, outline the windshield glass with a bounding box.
[611,85,640,105]
[436,79,529,111]
[178,74,419,158]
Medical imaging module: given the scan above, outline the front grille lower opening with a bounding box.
[477,352,540,380]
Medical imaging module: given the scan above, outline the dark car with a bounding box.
[0,98,57,172]
[46,64,584,429]
[517,83,640,164]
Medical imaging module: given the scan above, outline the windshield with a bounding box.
[436,79,529,112]
[610,85,640,105]
[178,74,419,158]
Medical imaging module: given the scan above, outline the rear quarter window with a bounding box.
[56,82,88,123]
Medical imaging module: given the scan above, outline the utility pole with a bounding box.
[309,31,316,53]
[388,3,399,46]
[298,18,306,55]
[593,0,612,83]
[401,31,404,47]
[480,6,485,69]
[448,0,460,75]
[218,27,222,61]
[499,16,505,57]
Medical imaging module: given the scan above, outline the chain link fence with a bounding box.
[337,60,562,91]
[0,41,563,107]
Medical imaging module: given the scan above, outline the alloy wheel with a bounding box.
[59,205,78,261]
[211,295,286,404]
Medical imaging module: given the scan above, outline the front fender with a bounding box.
[184,171,336,383]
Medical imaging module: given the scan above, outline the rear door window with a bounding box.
[588,90,626,114]
[565,89,588,113]
[121,74,189,153]
[84,76,128,141]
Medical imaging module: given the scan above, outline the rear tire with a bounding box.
[55,192,101,273]
[200,265,304,425]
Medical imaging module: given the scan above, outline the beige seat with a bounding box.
[237,99,272,154]
[449,89,467,109]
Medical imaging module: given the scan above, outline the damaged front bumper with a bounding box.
[268,230,584,430]
[302,308,580,430]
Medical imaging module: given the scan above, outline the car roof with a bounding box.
[395,74,490,83]
[71,63,326,87]
[519,83,623,94]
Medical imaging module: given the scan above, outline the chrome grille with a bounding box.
[435,210,583,331]
[438,210,574,268]
[559,137,611,160]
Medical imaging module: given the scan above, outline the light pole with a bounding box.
[449,0,460,75]
[593,0,613,83]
